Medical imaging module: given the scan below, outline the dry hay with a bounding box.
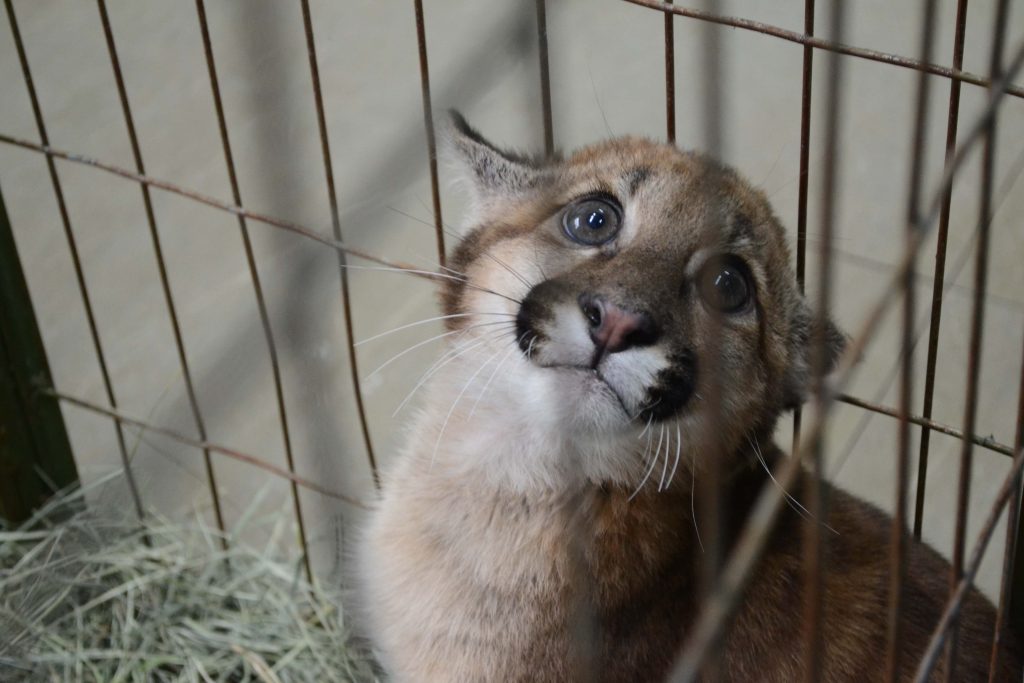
[0,479,378,682]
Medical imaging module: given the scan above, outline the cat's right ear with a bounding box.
[443,111,541,203]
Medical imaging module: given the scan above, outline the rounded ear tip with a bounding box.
[826,319,851,368]
[445,110,491,151]
[439,111,470,162]
[447,109,469,132]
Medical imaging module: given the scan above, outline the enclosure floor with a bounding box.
[1,0,1022,600]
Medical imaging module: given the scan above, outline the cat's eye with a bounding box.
[562,196,622,246]
[696,256,753,314]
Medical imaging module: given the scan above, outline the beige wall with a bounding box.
[1,0,1022,598]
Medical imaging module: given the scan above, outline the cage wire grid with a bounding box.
[1,0,1023,681]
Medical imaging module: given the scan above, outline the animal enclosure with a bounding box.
[1,0,1023,680]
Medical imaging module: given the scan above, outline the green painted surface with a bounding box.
[0,185,78,523]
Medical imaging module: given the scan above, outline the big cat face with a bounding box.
[442,115,842,447]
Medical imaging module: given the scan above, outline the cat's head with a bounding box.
[438,112,843,486]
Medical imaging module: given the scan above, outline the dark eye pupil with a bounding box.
[697,259,751,313]
[715,269,741,300]
[563,197,621,246]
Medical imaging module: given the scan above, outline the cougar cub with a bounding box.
[358,114,1017,682]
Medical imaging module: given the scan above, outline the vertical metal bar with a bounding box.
[791,0,815,452]
[194,0,303,553]
[944,0,1009,677]
[911,446,1024,683]
[914,0,970,540]
[668,38,1024,681]
[802,2,844,681]
[412,0,446,266]
[887,2,937,679]
[663,0,675,143]
[4,0,142,520]
[298,3,379,496]
[95,0,223,534]
[0,185,79,522]
[990,332,1024,680]
[696,1,724,679]
[296,0,377,583]
[535,0,554,155]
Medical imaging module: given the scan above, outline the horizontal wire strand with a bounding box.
[666,33,1024,682]
[0,133,430,279]
[413,0,447,266]
[47,389,369,509]
[914,0,970,541]
[4,13,1023,672]
[3,0,144,521]
[96,0,224,534]
[912,448,1024,682]
[838,394,1014,458]
[619,0,1024,99]
[194,0,302,555]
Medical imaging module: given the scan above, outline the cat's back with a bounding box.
[722,484,1019,682]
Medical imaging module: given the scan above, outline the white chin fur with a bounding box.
[418,342,650,492]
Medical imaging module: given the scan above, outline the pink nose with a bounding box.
[580,295,658,355]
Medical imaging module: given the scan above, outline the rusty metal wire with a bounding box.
[801,1,844,678]
[694,2,726,678]
[299,3,379,524]
[914,0,971,541]
[46,389,368,510]
[989,331,1024,679]
[193,0,301,559]
[0,134,431,279]
[666,29,1024,681]
[535,0,554,155]
[944,1,1010,677]
[4,3,1024,680]
[789,0,814,507]
[95,0,225,537]
[838,394,1015,458]
[413,0,447,267]
[663,0,675,143]
[886,0,937,678]
[2,0,143,522]
[621,0,1024,99]
[911,448,1024,683]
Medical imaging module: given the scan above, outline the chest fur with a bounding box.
[362,453,703,682]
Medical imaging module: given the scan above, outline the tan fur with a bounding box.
[358,117,1019,682]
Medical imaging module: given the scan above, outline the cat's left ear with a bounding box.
[780,301,848,409]
[443,111,543,202]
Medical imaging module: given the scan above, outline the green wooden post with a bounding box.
[0,184,78,523]
[1008,462,1024,658]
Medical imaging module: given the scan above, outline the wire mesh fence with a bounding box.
[1,0,1023,680]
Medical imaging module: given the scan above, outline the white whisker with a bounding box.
[468,341,523,419]
[392,327,515,417]
[748,434,838,535]
[438,263,468,279]
[658,427,673,492]
[343,263,522,305]
[430,346,505,468]
[366,320,512,381]
[483,251,532,290]
[637,414,654,440]
[397,201,533,291]
[667,423,683,489]
[525,335,537,360]
[366,327,467,380]
[631,396,662,423]
[356,312,513,346]
[691,447,704,553]
[530,244,550,281]
[630,424,664,501]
